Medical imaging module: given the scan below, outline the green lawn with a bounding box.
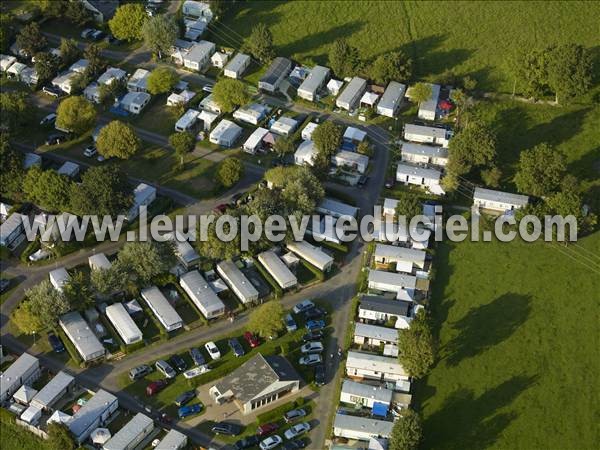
[215,1,600,92]
[416,232,600,449]
[0,409,52,450]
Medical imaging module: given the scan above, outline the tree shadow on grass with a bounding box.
[443,293,531,367]
[423,375,538,450]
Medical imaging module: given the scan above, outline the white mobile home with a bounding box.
[128,183,157,221]
[6,61,26,80]
[217,260,259,305]
[127,68,150,92]
[403,123,452,147]
[51,71,78,94]
[20,67,38,85]
[211,51,229,68]
[473,187,529,213]
[343,126,367,143]
[377,81,406,117]
[69,59,89,74]
[327,78,344,96]
[359,295,414,329]
[259,57,292,92]
[59,311,105,362]
[396,163,443,195]
[336,77,367,111]
[270,116,298,136]
[257,250,298,289]
[57,161,80,178]
[210,119,242,147]
[333,414,394,441]
[243,127,270,154]
[233,103,268,125]
[340,379,393,409]
[167,89,196,107]
[294,140,318,166]
[332,150,369,174]
[156,429,188,450]
[97,66,127,86]
[179,270,226,319]
[346,351,408,382]
[360,91,379,108]
[0,213,27,250]
[105,303,143,345]
[88,253,112,271]
[316,198,358,219]
[170,234,200,269]
[297,65,330,101]
[30,371,74,411]
[417,83,441,121]
[20,405,42,425]
[224,53,251,79]
[49,267,70,292]
[301,122,318,141]
[141,286,184,332]
[287,240,334,272]
[183,40,216,71]
[0,353,40,403]
[175,108,201,132]
[199,109,219,131]
[368,269,417,293]
[23,152,41,169]
[103,413,154,450]
[120,91,151,114]
[13,384,37,405]
[0,54,16,72]
[354,322,399,348]
[199,93,222,114]
[374,244,426,270]
[68,389,118,444]
[401,142,449,167]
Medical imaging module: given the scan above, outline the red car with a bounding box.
[146,379,168,396]
[243,331,260,348]
[257,422,279,436]
[212,203,228,215]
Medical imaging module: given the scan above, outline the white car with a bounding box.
[259,435,283,450]
[83,145,97,157]
[284,422,311,440]
[300,341,324,354]
[28,249,51,262]
[205,341,221,360]
[293,300,315,314]
[298,354,322,366]
[183,365,211,379]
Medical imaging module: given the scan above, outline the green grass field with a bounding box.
[0,409,52,450]
[416,233,600,450]
[215,1,600,92]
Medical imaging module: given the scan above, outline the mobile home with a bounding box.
[141,286,184,332]
[105,303,143,345]
[287,240,334,272]
[336,77,367,111]
[216,260,259,305]
[179,270,226,319]
[59,311,106,362]
[257,250,298,289]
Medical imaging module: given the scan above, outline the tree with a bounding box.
[441,172,460,193]
[279,166,324,216]
[0,133,25,198]
[410,82,432,104]
[243,23,275,63]
[23,166,72,212]
[25,280,71,327]
[312,121,342,169]
[329,38,360,79]
[398,310,436,378]
[16,22,47,57]
[208,0,227,18]
[544,43,593,104]
[357,140,373,156]
[58,38,81,68]
[369,51,412,85]
[109,3,147,42]
[40,0,68,19]
[447,120,497,176]
[98,79,126,107]
[63,270,94,312]
[0,13,14,54]
[96,120,141,159]
[273,136,295,158]
[70,165,133,216]
[83,43,105,78]
[481,166,502,188]
[389,408,423,450]
[450,88,471,127]
[142,14,179,59]
[12,300,44,334]
[64,0,91,26]
[248,301,285,339]
[169,132,196,166]
[514,143,565,197]
[216,157,244,187]
[55,96,97,135]
[47,422,76,450]
[212,78,250,113]
[462,76,477,91]
[90,264,125,296]
[34,51,60,85]
[0,91,33,132]
[117,241,177,287]
[147,67,179,94]
[197,219,242,260]
[394,193,421,222]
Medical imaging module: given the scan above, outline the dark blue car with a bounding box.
[48,334,65,353]
[305,320,325,331]
[178,403,202,418]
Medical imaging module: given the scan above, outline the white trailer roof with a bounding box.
[342,379,393,404]
[346,351,407,378]
[103,413,154,450]
[317,197,358,218]
[375,244,426,265]
[49,267,70,291]
[243,127,269,150]
[217,260,259,304]
[473,187,529,207]
[258,250,298,289]
[57,161,79,177]
[156,429,188,450]
[337,77,367,108]
[298,65,330,96]
[140,286,183,331]
[175,108,200,130]
[287,240,333,271]
[404,123,448,140]
[68,389,117,439]
[368,269,417,290]
[106,303,143,344]
[31,371,74,410]
[401,142,448,158]
[354,322,399,343]
[377,81,406,112]
[334,413,394,437]
[1,353,38,401]
[59,312,105,361]
[418,83,441,117]
[180,270,225,317]
[88,253,112,271]
[396,163,441,182]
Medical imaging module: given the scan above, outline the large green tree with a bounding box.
[109,3,147,42]
[16,22,47,56]
[369,51,412,85]
[70,165,133,216]
[312,121,342,171]
[248,301,285,339]
[12,300,45,334]
[544,43,593,104]
[90,264,126,296]
[514,143,566,197]
[398,310,436,378]
[169,132,196,166]
[389,408,423,450]
[96,121,141,160]
[329,38,361,79]
[24,280,71,327]
[147,67,179,95]
[243,23,275,63]
[216,157,244,187]
[63,270,94,312]
[410,82,433,104]
[23,166,72,212]
[0,13,14,53]
[273,135,295,158]
[142,14,179,59]
[117,241,177,287]
[0,134,25,198]
[0,91,34,132]
[47,422,76,450]
[34,51,60,85]
[59,38,81,68]
[394,193,422,222]
[213,78,250,113]
[55,96,97,135]
[83,43,106,79]
[197,219,242,261]
[65,0,91,26]
[447,120,497,176]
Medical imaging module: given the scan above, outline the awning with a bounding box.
[372,401,389,417]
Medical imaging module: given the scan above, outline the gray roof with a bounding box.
[260,57,292,85]
[170,233,200,265]
[359,295,411,316]
[68,389,117,438]
[214,354,299,404]
[473,187,529,206]
[298,65,330,95]
[337,77,367,106]
[404,123,449,139]
[185,40,215,63]
[333,413,394,437]
[257,250,297,289]
[287,240,334,271]
[224,53,251,74]
[354,323,398,343]
[59,311,105,361]
[341,379,393,404]
[377,81,406,111]
[368,269,417,289]
[396,163,441,181]
[418,83,441,115]
[88,252,111,271]
[57,161,79,177]
[216,260,259,303]
[105,303,143,343]
[401,142,448,158]
[179,270,225,317]
[317,198,359,218]
[0,353,39,400]
[31,371,74,410]
[85,0,119,19]
[0,213,25,242]
[140,286,183,331]
[103,413,154,450]
[374,244,426,265]
[156,429,188,450]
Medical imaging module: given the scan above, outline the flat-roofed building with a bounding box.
[59,311,105,362]
[336,77,367,111]
[155,429,188,450]
[128,183,157,221]
[175,108,200,132]
[30,371,74,410]
[376,81,406,117]
[297,65,330,101]
[233,103,268,125]
[88,253,112,271]
[49,267,70,292]
[216,260,259,305]
[127,68,150,92]
[358,295,414,329]
[224,53,251,79]
[354,322,399,348]
[257,250,297,290]
[0,353,40,402]
[396,163,443,195]
[368,269,417,294]
[294,140,318,166]
[333,413,394,441]
[287,240,334,272]
[316,198,358,219]
[243,127,270,154]
[404,123,452,147]
[141,286,184,332]
[259,57,292,92]
[209,119,242,147]
[374,244,426,270]
[183,40,216,71]
[417,83,441,121]
[179,270,225,319]
[68,389,118,443]
[473,187,529,213]
[332,150,369,174]
[401,142,449,166]
[270,116,298,136]
[346,351,408,382]
[103,412,154,450]
[340,379,393,409]
[0,213,27,250]
[105,303,143,345]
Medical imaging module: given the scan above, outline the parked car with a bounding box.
[202,84,214,93]
[146,379,168,396]
[314,365,326,386]
[303,307,327,321]
[282,440,306,449]
[45,133,66,146]
[39,113,57,126]
[257,422,279,436]
[228,338,245,357]
[284,314,297,332]
[211,422,242,436]
[213,203,228,215]
[385,177,395,188]
[284,422,310,440]
[170,354,187,372]
[293,300,315,314]
[357,175,368,187]
[83,145,97,157]
[183,365,211,379]
[302,330,323,342]
[90,30,105,41]
[28,248,51,262]
[243,331,259,348]
[305,320,325,331]
[235,435,260,449]
[189,347,205,366]
[155,359,176,378]
[205,341,221,360]
[80,28,94,39]
[129,364,152,381]
[47,333,65,353]
[42,85,62,98]
[177,403,202,418]
[283,408,306,423]
[174,390,196,407]
[0,279,11,293]
[300,341,324,354]
[260,435,283,450]
[298,354,322,366]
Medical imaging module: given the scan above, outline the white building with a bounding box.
[57,161,80,178]
[49,267,70,292]
[155,429,188,450]
[0,213,27,250]
[169,233,200,268]
[167,90,196,107]
[294,140,318,167]
[257,250,297,289]
[297,65,330,101]
[396,163,444,195]
[97,66,127,86]
[183,40,216,71]
[332,150,369,174]
[175,108,201,132]
[340,379,393,409]
[51,71,78,94]
[179,270,226,319]
[336,77,367,111]
[23,152,41,169]
[401,142,449,167]
[211,51,229,68]
[128,183,157,221]
[127,68,150,92]
[243,127,270,154]
[360,91,379,108]
[6,61,26,80]
[210,119,242,147]
[199,109,219,131]
[13,384,37,405]
[170,39,195,65]
[0,353,40,403]
[258,57,292,93]
[182,0,213,19]
[30,371,74,411]
[368,269,417,294]
[346,351,408,382]
[287,240,334,272]
[359,295,414,329]
[105,303,143,345]
[301,122,318,141]
[120,91,151,114]
[68,389,118,443]
[473,187,529,213]
[224,53,251,79]
[233,103,268,125]
[417,83,441,121]
[403,123,452,147]
[374,244,426,270]
[327,78,344,96]
[141,286,184,332]
[0,54,17,72]
[20,67,38,85]
[69,59,89,74]
[343,126,367,143]
[377,81,406,117]
[316,197,358,219]
[354,322,399,348]
[216,260,259,305]
[199,93,222,114]
[270,116,298,136]
[103,413,154,450]
[59,311,105,362]
[333,414,394,441]
[88,253,112,271]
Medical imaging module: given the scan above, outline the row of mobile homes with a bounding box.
[183,40,216,71]
[287,240,334,272]
[333,413,394,441]
[175,108,201,132]
[155,429,188,449]
[216,260,259,305]
[316,198,359,219]
[368,269,416,293]
[257,250,298,289]
[259,57,292,92]
[473,187,529,212]
[89,253,112,271]
[30,371,74,411]
[401,142,449,167]
[294,140,318,166]
[141,286,184,332]
[376,81,406,117]
[354,322,398,348]
[233,103,268,125]
[103,412,154,450]
[68,389,118,443]
[374,244,426,270]
[346,350,408,382]
[127,68,150,92]
[270,116,298,136]
[336,77,367,111]
[59,311,106,362]
[179,270,226,319]
[243,127,270,154]
[332,150,369,174]
[0,213,27,250]
[49,267,70,292]
[105,303,143,344]
[0,353,40,402]
[128,183,157,221]
[417,83,441,121]
[210,119,242,147]
[224,53,251,79]
[297,65,331,101]
[358,295,414,329]
[396,163,444,195]
[340,379,393,409]
[404,123,452,147]
[120,91,151,115]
